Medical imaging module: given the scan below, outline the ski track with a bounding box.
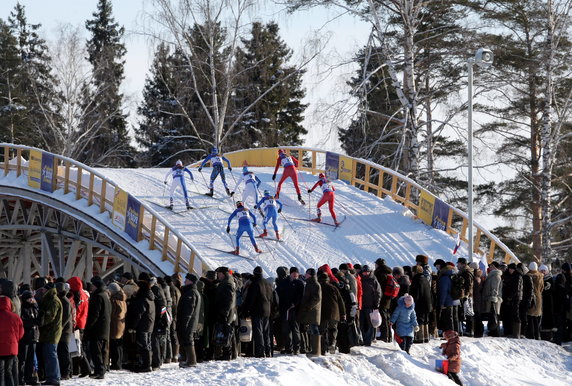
[99,167,471,276]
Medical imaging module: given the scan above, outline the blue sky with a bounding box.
[1,0,371,150]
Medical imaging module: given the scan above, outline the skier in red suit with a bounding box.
[308,173,339,225]
[272,149,305,205]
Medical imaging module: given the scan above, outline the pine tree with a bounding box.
[232,22,307,150]
[80,0,133,166]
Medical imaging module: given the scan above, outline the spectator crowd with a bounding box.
[0,256,570,385]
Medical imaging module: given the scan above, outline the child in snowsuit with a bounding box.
[198,147,232,196]
[164,160,194,209]
[390,294,418,354]
[226,201,261,255]
[441,329,462,385]
[272,149,304,204]
[231,166,261,207]
[256,190,283,240]
[308,173,339,225]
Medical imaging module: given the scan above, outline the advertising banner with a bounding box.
[338,156,353,184]
[125,194,142,242]
[112,188,128,230]
[418,190,436,226]
[28,150,42,189]
[40,152,57,192]
[325,152,339,180]
[431,198,449,231]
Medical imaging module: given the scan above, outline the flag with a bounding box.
[452,233,461,255]
[479,253,488,278]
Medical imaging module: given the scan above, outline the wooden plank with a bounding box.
[75,167,82,200]
[161,227,170,261]
[4,146,9,176]
[174,239,182,273]
[88,173,95,206]
[351,160,357,187]
[460,218,468,242]
[446,208,454,235]
[189,250,196,273]
[16,148,22,176]
[488,240,496,261]
[364,164,371,192]
[405,183,412,204]
[149,217,157,250]
[474,228,482,253]
[390,175,398,199]
[100,180,107,213]
[64,161,70,194]
[137,205,145,242]
[376,169,384,197]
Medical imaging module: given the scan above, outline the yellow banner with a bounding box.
[418,191,436,226]
[112,188,128,230]
[225,148,278,168]
[28,150,42,189]
[338,156,353,184]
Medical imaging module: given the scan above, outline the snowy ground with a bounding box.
[63,338,572,386]
[99,167,471,275]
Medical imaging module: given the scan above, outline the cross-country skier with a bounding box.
[163,160,194,209]
[198,147,232,196]
[272,149,305,205]
[226,201,262,255]
[255,190,284,240]
[230,166,261,207]
[307,173,339,225]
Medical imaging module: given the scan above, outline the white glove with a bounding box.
[414,326,420,332]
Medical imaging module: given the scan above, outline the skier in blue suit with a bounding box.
[198,147,232,196]
[256,190,283,240]
[163,160,194,209]
[226,201,262,255]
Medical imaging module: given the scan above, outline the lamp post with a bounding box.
[467,48,493,262]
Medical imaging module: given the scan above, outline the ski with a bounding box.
[256,236,283,242]
[145,200,188,215]
[205,246,257,260]
[289,215,346,228]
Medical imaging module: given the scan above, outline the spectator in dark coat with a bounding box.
[55,282,73,380]
[374,258,393,342]
[214,267,237,360]
[165,275,181,363]
[276,267,304,355]
[39,287,62,385]
[333,274,358,353]
[149,277,168,370]
[390,266,410,314]
[410,265,432,343]
[472,266,485,338]
[503,264,523,338]
[526,262,544,340]
[298,269,322,357]
[126,274,155,373]
[0,279,21,315]
[457,258,475,337]
[517,263,533,338]
[438,263,456,332]
[176,273,202,367]
[18,290,39,385]
[317,272,345,355]
[483,263,503,337]
[241,267,273,358]
[0,296,24,386]
[553,263,570,345]
[108,283,127,370]
[359,266,382,346]
[84,276,111,379]
[539,265,555,341]
[197,271,217,362]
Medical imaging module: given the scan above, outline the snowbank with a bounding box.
[63,338,571,385]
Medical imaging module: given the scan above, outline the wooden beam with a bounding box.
[75,167,82,200]
[16,148,22,177]
[4,146,9,176]
[162,227,170,261]
[100,180,107,213]
[64,161,70,194]
[88,173,95,206]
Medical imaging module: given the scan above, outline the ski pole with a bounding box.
[226,229,236,249]
[199,170,210,190]
[279,211,296,233]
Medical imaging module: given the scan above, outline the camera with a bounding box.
[474,48,493,68]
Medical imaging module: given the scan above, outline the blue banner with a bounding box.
[431,198,449,231]
[40,152,56,192]
[125,194,141,241]
[325,152,339,180]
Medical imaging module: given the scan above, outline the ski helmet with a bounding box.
[176,160,183,167]
[264,190,271,197]
[318,173,325,179]
[236,201,244,208]
[243,166,249,174]
[211,147,218,154]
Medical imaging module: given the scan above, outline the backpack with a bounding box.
[384,275,400,298]
[450,274,465,300]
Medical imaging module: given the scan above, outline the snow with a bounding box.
[62,339,572,386]
[97,166,473,276]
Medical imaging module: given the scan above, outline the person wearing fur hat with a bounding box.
[276,267,304,355]
[177,273,202,367]
[415,254,432,283]
[441,330,463,385]
[317,271,345,355]
[359,265,382,346]
[390,294,418,354]
[374,258,393,342]
[298,268,322,357]
[410,265,432,343]
[526,262,544,339]
[108,283,127,370]
[538,265,556,341]
[18,290,40,385]
[503,263,523,338]
[437,262,457,332]
[214,266,238,360]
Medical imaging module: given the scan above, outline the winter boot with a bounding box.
[512,322,521,339]
[308,335,321,357]
[255,246,263,253]
[311,209,322,222]
[171,343,179,363]
[186,200,193,210]
[275,231,280,240]
[414,326,423,344]
[206,188,214,197]
[226,187,231,196]
[180,345,196,367]
[231,247,240,255]
[259,230,268,238]
[168,198,174,210]
[298,193,305,205]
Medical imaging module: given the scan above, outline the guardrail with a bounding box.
[206,146,518,264]
[1,144,207,276]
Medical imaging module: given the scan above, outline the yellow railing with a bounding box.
[1,144,207,275]
[205,146,518,264]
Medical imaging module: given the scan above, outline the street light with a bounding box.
[467,48,493,263]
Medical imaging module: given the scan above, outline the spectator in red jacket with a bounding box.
[67,276,92,377]
[0,296,25,386]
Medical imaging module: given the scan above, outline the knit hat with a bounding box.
[403,294,414,307]
[457,257,467,265]
[205,271,216,281]
[290,267,299,274]
[21,290,34,300]
[55,282,69,294]
[361,265,371,272]
[317,272,329,281]
[185,273,198,283]
[138,272,151,282]
[91,276,104,288]
[253,266,263,275]
[108,283,121,294]
[276,266,288,278]
[375,258,385,267]
[507,263,517,271]
[415,254,429,265]
[528,262,538,271]
[339,263,349,271]
[538,264,549,273]
[215,266,229,274]
[434,259,446,268]
[306,268,316,277]
[446,262,456,268]
[392,266,404,276]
